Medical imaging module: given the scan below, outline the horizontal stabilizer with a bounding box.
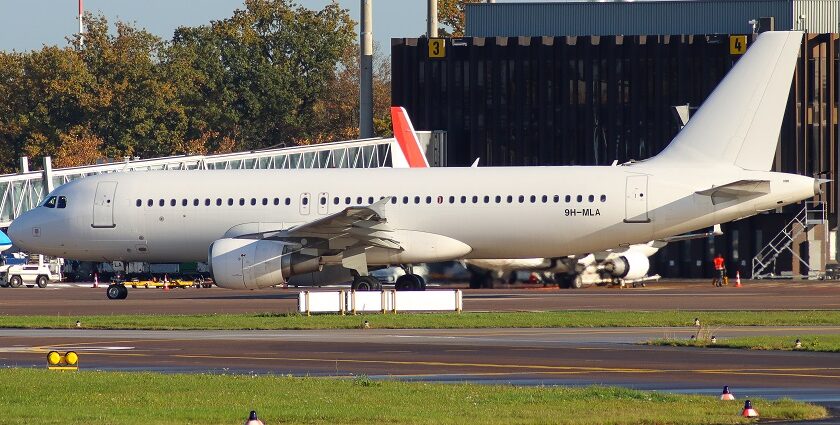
[696,180,770,204]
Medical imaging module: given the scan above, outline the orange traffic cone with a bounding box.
[163,274,170,292]
[742,400,759,418]
[92,273,99,289]
[735,271,742,288]
[245,410,264,425]
[720,385,735,400]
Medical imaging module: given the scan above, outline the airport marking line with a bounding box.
[9,349,839,380]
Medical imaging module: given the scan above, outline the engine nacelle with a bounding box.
[209,238,320,289]
[604,251,650,280]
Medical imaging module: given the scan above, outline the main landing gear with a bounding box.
[106,284,128,300]
[351,275,382,291]
[395,273,426,291]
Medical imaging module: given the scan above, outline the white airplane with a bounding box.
[9,32,818,300]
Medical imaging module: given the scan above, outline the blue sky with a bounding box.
[0,0,427,53]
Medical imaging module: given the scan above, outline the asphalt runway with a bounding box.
[2,280,840,315]
[1,327,839,406]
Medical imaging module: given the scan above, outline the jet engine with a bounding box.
[209,238,320,289]
[603,251,650,280]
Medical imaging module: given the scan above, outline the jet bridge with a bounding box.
[0,136,411,228]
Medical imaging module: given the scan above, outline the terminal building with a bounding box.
[391,0,839,278]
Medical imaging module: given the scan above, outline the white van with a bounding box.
[0,255,62,288]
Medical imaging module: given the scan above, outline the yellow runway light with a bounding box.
[47,351,62,366]
[64,351,78,366]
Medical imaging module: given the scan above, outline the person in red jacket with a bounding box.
[713,254,727,287]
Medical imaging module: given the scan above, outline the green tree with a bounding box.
[171,0,355,150]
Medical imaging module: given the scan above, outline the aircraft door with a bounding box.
[299,193,311,215]
[92,181,118,228]
[317,192,329,215]
[624,175,650,223]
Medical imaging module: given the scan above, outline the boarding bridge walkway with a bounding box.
[0,137,405,228]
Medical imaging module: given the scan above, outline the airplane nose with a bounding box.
[8,213,33,251]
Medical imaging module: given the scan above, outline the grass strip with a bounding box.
[649,334,840,352]
[2,310,840,330]
[0,368,826,425]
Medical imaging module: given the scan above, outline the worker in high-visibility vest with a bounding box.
[713,254,727,287]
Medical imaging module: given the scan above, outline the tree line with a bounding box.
[0,0,391,173]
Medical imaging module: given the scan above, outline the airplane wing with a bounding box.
[696,179,770,204]
[236,197,402,252]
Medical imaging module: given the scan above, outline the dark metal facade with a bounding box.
[391,34,839,278]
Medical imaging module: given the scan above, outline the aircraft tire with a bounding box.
[555,274,572,289]
[396,274,426,291]
[107,284,127,300]
[570,275,584,289]
[352,276,379,291]
[36,275,48,288]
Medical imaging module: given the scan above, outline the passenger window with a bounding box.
[250,198,256,206]
[472,196,478,203]
[227,198,234,206]
[414,196,420,204]
[320,197,327,206]
[302,197,309,206]
[449,196,455,203]
[495,195,501,203]
[403,196,409,204]
[136,199,142,207]
[239,198,245,206]
[345,197,351,205]
[576,195,582,202]
[193,199,199,206]
[542,195,548,203]
[565,195,571,203]
[57,196,67,209]
[273,198,279,206]
[159,199,165,207]
[460,196,467,204]
[216,198,222,206]
[148,199,154,207]
[483,195,489,203]
[43,196,57,208]
[170,199,176,207]
[391,197,398,205]
[553,195,559,203]
[182,199,188,207]
[426,196,432,204]
[333,197,339,205]
[357,197,363,204]
[518,195,525,203]
[600,194,607,202]
[368,197,374,204]
[262,198,268,206]
[506,195,513,203]
[530,195,536,203]
[588,195,594,202]
[285,197,291,205]
[205,199,211,206]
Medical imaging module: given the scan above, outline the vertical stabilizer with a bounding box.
[391,107,430,168]
[649,32,802,171]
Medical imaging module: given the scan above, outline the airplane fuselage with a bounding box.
[10,165,816,264]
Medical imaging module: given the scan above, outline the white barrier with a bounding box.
[298,290,463,315]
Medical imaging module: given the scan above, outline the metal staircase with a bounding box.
[751,201,827,279]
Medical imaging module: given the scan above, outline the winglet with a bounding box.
[391,107,429,168]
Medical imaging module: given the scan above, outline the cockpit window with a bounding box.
[57,196,67,209]
[43,196,57,208]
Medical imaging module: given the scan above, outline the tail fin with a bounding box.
[391,106,429,168]
[649,31,802,171]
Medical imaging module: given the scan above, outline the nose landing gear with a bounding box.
[106,284,128,300]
